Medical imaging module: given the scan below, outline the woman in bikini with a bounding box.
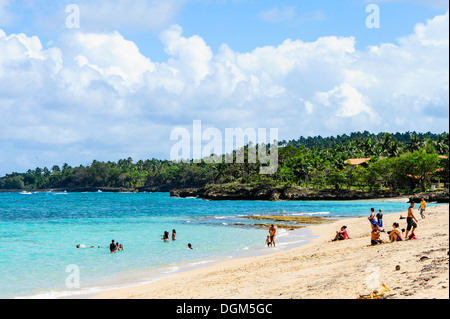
[388,222,404,242]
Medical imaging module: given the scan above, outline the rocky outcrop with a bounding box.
[170,184,406,201]
[409,190,449,203]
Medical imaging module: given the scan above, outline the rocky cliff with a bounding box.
[169,185,419,201]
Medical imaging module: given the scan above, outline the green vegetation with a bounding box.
[1,131,448,192]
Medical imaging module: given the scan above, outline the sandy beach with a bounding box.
[93,203,449,299]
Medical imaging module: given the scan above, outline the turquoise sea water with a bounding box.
[0,192,441,299]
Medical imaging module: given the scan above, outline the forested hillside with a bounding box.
[1,131,448,192]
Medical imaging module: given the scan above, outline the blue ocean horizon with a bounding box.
[0,192,441,299]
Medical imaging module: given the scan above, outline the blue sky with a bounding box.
[2,0,447,58]
[0,0,449,175]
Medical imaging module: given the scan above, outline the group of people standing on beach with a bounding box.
[370,197,427,245]
[331,197,428,246]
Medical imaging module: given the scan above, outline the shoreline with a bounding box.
[170,186,449,203]
[92,204,449,299]
[53,227,314,300]
[3,187,448,203]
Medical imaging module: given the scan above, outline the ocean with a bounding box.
[0,191,440,299]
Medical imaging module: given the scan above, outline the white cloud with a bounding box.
[66,31,156,88]
[411,12,449,46]
[159,25,213,84]
[313,83,378,119]
[0,11,448,172]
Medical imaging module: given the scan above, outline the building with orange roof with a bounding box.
[346,158,371,166]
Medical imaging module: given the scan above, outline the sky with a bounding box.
[0,0,449,175]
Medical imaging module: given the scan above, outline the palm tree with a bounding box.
[434,134,449,155]
[382,133,401,157]
[408,133,424,152]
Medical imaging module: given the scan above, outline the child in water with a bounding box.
[265,236,271,247]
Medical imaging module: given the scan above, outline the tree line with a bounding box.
[1,131,448,192]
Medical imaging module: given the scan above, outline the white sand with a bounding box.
[93,204,449,299]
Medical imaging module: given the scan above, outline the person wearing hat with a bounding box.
[376,209,383,228]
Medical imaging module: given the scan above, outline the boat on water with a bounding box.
[53,190,68,195]
[20,191,32,195]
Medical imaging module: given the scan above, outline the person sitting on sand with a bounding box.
[332,226,350,241]
[388,223,405,242]
[371,225,384,245]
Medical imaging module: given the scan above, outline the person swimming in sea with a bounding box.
[109,240,117,253]
[172,229,177,241]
